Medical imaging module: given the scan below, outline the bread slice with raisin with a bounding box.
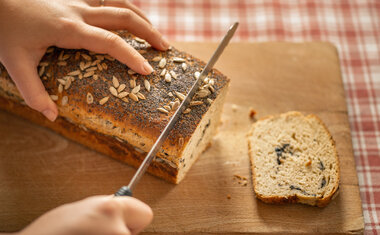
[248,111,340,207]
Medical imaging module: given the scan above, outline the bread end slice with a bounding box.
[248,111,340,207]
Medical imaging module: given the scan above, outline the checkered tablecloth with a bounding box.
[131,0,380,233]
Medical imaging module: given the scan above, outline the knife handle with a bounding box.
[114,186,133,197]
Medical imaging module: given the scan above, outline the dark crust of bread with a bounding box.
[0,31,229,183]
[248,111,340,207]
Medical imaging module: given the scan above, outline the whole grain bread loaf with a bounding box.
[247,111,340,207]
[0,31,229,183]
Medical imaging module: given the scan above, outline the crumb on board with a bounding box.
[249,107,257,119]
[233,174,248,187]
[227,194,231,199]
[232,104,238,112]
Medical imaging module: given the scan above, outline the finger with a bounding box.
[56,22,153,75]
[83,7,169,51]
[113,197,153,235]
[2,50,58,121]
[85,0,151,24]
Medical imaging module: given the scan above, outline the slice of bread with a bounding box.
[248,111,340,207]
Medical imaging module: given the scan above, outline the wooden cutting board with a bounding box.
[0,42,364,234]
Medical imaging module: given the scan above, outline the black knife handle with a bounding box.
[114,186,133,197]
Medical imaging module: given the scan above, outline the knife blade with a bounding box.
[115,22,239,197]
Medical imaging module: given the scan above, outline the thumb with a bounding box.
[2,50,58,121]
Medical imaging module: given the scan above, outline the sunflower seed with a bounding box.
[170,70,177,79]
[50,95,58,101]
[131,85,140,94]
[46,47,54,53]
[95,55,104,61]
[160,68,167,77]
[78,73,83,80]
[137,92,145,100]
[109,86,118,97]
[64,78,71,90]
[164,73,172,82]
[118,91,129,98]
[58,84,63,93]
[196,89,210,98]
[181,63,187,71]
[203,77,209,84]
[57,61,67,66]
[84,71,94,78]
[129,93,139,102]
[183,108,191,114]
[86,67,97,72]
[144,80,150,92]
[167,92,173,97]
[84,61,91,69]
[138,50,147,54]
[75,52,80,60]
[80,61,85,71]
[39,62,49,67]
[97,63,103,71]
[175,91,185,101]
[61,96,68,106]
[190,100,203,106]
[209,85,215,93]
[128,69,136,75]
[101,63,108,70]
[38,66,45,77]
[62,54,70,61]
[117,84,126,93]
[194,71,200,79]
[159,58,167,68]
[152,56,162,62]
[91,60,100,66]
[129,79,136,89]
[57,79,66,85]
[105,55,115,61]
[207,98,213,104]
[86,93,93,104]
[58,51,64,60]
[68,70,81,76]
[112,76,119,88]
[171,100,180,110]
[81,54,91,61]
[99,96,109,105]
[157,107,169,114]
[172,57,186,63]
[178,137,184,147]
[122,97,129,103]
[164,105,171,111]
[134,37,146,43]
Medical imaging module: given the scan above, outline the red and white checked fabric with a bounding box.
[131,0,380,233]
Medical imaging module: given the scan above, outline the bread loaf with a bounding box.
[248,111,340,207]
[0,31,229,183]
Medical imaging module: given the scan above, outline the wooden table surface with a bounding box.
[0,42,364,234]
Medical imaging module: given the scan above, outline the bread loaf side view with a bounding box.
[248,112,340,207]
[0,31,229,183]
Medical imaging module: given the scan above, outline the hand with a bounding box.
[0,0,169,122]
[18,195,153,235]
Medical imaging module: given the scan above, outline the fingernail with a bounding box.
[160,36,170,50]
[143,61,153,74]
[42,109,57,122]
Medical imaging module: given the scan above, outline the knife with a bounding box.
[114,22,239,197]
